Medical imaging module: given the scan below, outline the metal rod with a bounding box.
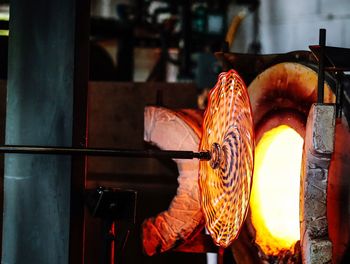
[335,72,343,118]
[0,145,211,160]
[317,28,326,103]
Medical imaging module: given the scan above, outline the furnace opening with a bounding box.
[250,125,304,256]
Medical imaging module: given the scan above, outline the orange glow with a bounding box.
[250,125,303,255]
[199,70,254,247]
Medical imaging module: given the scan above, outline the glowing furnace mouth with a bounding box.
[250,125,303,255]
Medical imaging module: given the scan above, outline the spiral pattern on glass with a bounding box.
[199,69,254,247]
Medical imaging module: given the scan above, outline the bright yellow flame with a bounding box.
[250,125,303,255]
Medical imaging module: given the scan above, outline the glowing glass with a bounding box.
[199,70,254,247]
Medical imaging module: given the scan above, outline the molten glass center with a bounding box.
[250,125,303,255]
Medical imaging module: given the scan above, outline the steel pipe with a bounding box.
[0,145,211,160]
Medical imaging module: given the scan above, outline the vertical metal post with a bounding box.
[179,0,193,80]
[2,0,85,263]
[70,0,90,263]
[0,81,6,256]
[317,28,326,103]
[335,72,343,118]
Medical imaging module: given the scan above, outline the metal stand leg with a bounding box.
[101,219,115,264]
[86,187,137,264]
[217,247,225,264]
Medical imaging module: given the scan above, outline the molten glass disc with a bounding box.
[199,69,254,247]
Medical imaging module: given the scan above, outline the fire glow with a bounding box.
[250,125,303,255]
